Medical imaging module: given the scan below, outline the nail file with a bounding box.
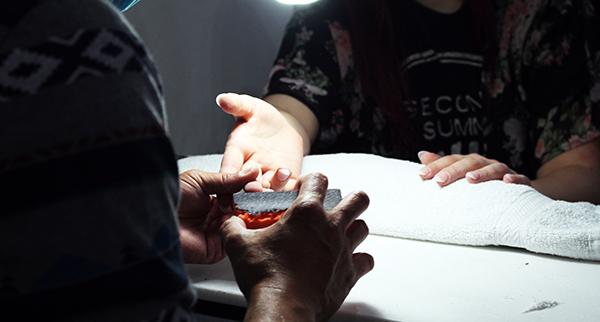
[233,189,343,229]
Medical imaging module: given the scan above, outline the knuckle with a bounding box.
[293,198,323,215]
[307,172,329,186]
[223,232,245,251]
[495,163,509,172]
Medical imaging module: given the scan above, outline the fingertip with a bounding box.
[433,172,449,185]
[220,215,246,235]
[244,181,264,192]
[418,166,432,179]
[349,190,370,209]
[417,150,441,164]
[466,171,480,183]
[276,168,291,182]
[353,252,375,278]
[239,167,260,179]
[216,92,237,107]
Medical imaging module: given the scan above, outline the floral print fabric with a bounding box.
[265,0,600,177]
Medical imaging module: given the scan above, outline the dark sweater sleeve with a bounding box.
[0,0,194,320]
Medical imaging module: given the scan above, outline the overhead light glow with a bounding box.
[275,0,321,5]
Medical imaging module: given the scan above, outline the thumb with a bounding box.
[220,216,247,243]
[203,168,261,195]
[182,168,260,196]
[216,93,258,121]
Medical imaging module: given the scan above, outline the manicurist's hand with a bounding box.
[221,173,374,322]
[418,151,531,187]
[217,93,305,192]
[178,168,259,264]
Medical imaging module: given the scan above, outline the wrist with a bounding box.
[279,110,312,155]
[244,282,318,322]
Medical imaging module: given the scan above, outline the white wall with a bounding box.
[126,0,294,155]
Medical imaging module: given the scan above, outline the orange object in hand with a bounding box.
[233,190,342,229]
[236,209,285,229]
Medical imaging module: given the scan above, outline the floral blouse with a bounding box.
[265,0,600,177]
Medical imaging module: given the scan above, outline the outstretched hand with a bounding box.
[178,168,259,264]
[217,93,304,192]
[418,151,531,187]
[221,173,374,321]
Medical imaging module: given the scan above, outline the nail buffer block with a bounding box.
[234,189,343,214]
[233,189,343,229]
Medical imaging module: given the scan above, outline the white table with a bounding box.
[180,155,600,321]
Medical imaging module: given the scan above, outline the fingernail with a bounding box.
[276,168,291,181]
[417,151,427,160]
[466,172,479,181]
[419,167,431,177]
[434,172,449,184]
[244,181,263,192]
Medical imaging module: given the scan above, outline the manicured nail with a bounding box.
[417,151,427,160]
[244,181,263,192]
[434,172,449,184]
[276,168,291,181]
[466,172,479,181]
[419,167,431,177]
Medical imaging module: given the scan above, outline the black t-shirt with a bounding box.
[399,2,487,156]
[265,0,600,177]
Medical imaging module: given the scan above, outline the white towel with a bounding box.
[178,153,600,261]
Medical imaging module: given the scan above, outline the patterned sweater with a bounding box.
[0,0,195,320]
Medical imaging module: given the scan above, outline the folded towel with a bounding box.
[178,153,600,261]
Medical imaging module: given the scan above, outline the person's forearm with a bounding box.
[245,286,317,322]
[280,110,312,155]
[532,165,600,204]
[265,94,319,155]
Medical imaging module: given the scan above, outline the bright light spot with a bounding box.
[276,0,321,5]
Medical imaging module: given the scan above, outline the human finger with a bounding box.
[216,93,257,121]
[346,219,369,251]
[188,168,260,195]
[418,154,462,180]
[466,162,514,183]
[241,161,264,192]
[417,150,442,165]
[220,144,245,174]
[264,168,292,192]
[331,191,370,229]
[296,173,329,205]
[285,173,329,221]
[352,253,375,281]
[430,155,489,186]
[503,173,531,185]
[220,215,247,242]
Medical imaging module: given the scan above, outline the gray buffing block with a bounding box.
[233,189,342,215]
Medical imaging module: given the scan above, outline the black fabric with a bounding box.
[1,137,178,216]
[396,2,486,156]
[1,244,190,320]
[0,0,41,27]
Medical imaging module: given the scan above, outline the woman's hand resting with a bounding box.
[417,151,531,187]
